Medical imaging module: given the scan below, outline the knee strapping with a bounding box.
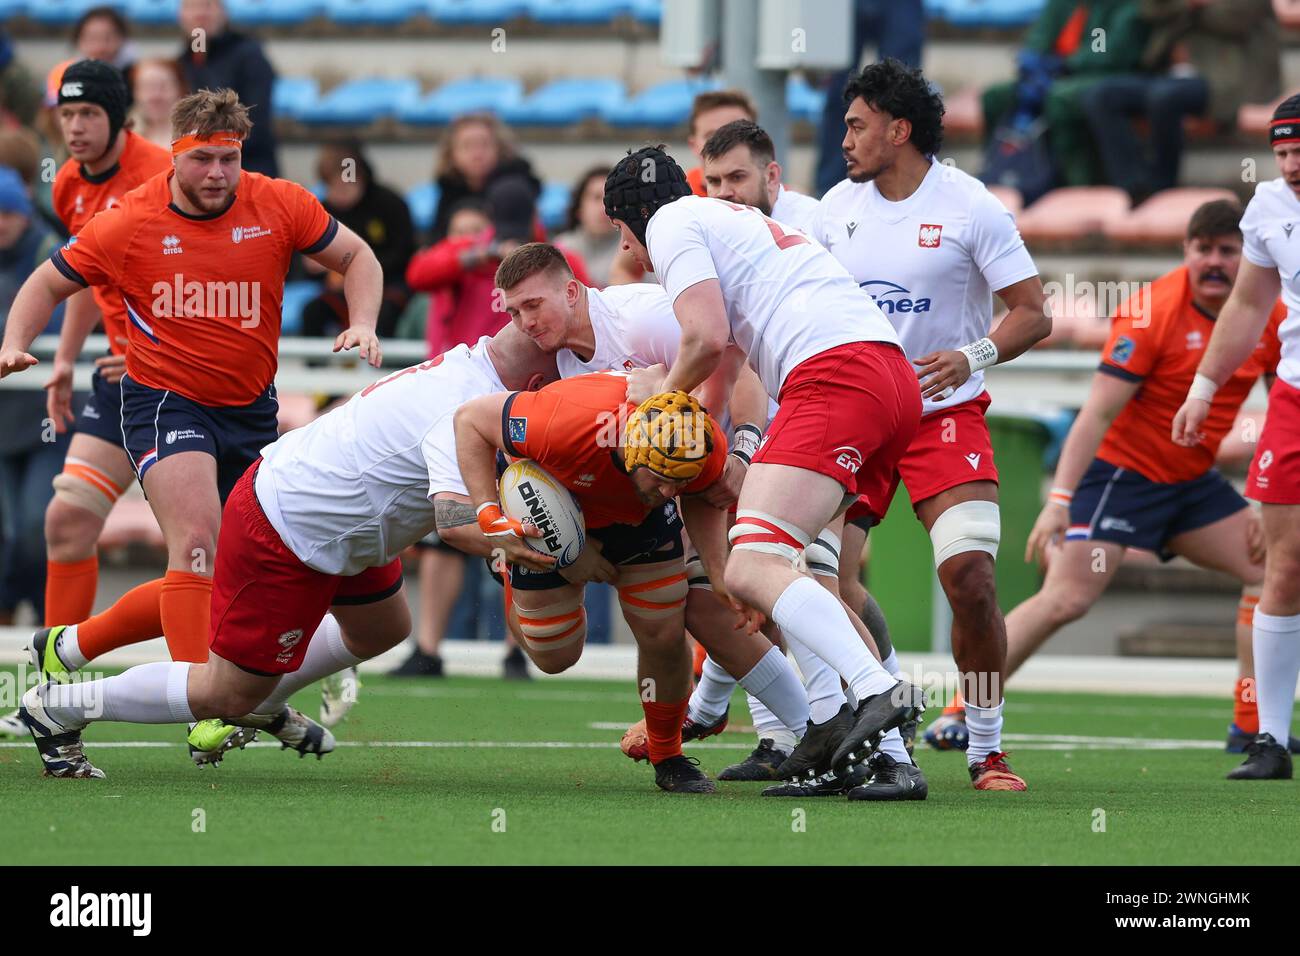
[1239,586,1262,628]
[515,593,586,652]
[729,510,809,565]
[617,565,688,620]
[52,458,128,520]
[685,553,711,591]
[929,500,1001,567]
[802,528,841,579]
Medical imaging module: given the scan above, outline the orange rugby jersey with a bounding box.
[501,371,727,529]
[51,170,337,406]
[51,131,172,355]
[1097,266,1283,483]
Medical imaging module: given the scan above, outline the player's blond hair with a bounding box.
[169,88,252,142]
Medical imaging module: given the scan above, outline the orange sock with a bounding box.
[45,556,99,626]
[691,639,707,681]
[75,577,166,662]
[642,698,689,764]
[1233,677,1259,734]
[160,570,213,664]
[943,688,965,715]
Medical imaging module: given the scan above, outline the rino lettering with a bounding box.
[518,482,562,551]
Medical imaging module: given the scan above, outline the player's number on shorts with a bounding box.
[718,200,809,251]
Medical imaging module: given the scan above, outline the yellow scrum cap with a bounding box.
[624,390,715,482]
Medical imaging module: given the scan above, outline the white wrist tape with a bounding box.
[730,423,762,465]
[958,337,999,373]
[1188,373,1219,403]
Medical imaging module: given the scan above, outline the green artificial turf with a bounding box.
[1,670,1294,865]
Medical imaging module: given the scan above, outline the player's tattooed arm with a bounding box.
[433,493,495,557]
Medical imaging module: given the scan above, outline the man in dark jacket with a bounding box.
[176,0,278,177]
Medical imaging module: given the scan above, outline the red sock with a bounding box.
[160,570,213,664]
[1234,677,1259,734]
[44,556,99,626]
[691,639,707,681]
[943,688,965,716]
[76,577,166,662]
[642,698,689,764]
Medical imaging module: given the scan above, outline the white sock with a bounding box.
[965,700,1004,765]
[746,693,797,754]
[772,577,895,702]
[877,727,911,764]
[42,661,194,727]
[786,633,849,724]
[55,623,89,671]
[881,648,901,677]
[252,615,361,715]
[688,655,737,724]
[737,645,809,734]
[1254,610,1300,744]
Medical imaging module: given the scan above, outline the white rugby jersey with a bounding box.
[556,284,681,378]
[770,184,820,232]
[645,194,899,399]
[811,159,1038,415]
[1241,177,1300,389]
[255,338,503,576]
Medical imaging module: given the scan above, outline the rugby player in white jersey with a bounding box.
[810,60,1050,791]
[605,145,929,799]
[16,325,558,777]
[1172,93,1300,780]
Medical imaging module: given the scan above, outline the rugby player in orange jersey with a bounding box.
[929,201,1291,760]
[0,88,383,758]
[456,374,810,793]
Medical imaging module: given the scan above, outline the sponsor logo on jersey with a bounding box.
[918,223,942,247]
[1285,223,1295,240]
[1185,330,1204,350]
[518,480,563,553]
[622,359,636,371]
[231,225,272,244]
[1109,335,1135,365]
[858,279,932,315]
[1099,516,1136,534]
[276,628,305,664]
[164,428,205,445]
[60,82,83,98]
[508,417,527,445]
[74,194,84,216]
[834,445,862,474]
[965,453,982,471]
[161,234,182,255]
[575,472,596,487]
[846,221,858,238]
[62,235,77,251]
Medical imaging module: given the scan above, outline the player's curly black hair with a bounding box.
[842,59,945,158]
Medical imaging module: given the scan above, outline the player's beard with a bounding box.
[178,175,235,214]
[845,152,886,184]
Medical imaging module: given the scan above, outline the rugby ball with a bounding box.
[499,460,586,569]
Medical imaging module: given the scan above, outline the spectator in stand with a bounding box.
[981,0,1150,188]
[0,167,68,625]
[813,0,924,197]
[1079,0,1279,202]
[43,7,136,110]
[177,0,279,177]
[428,113,540,243]
[301,139,414,340]
[409,181,591,357]
[128,59,188,153]
[0,127,63,240]
[1,30,42,130]
[552,165,619,288]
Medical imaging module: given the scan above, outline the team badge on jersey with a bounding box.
[918,223,942,248]
[1110,335,1135,365]
[508,416,528,444]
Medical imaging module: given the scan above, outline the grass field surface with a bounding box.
[1,670,1294,866]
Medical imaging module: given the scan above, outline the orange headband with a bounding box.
[171,130,245,157]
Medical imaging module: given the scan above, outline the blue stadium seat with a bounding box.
[225,0,324,26]
[325,0,424,25]
[939,0,1045,28]
[406,182,442,234]
[24,0,115,26]
[428,0,528,23]
[0,0,28,17]
[538,181,571,232]
[297,77,422,125]
[786,74,825,123]
[629,0,660,23]
[280,281,323,337]
[272,77,321,120]
[396,77,523,125]
[603,77,719,127]
[526,0,631,24]
[126,0,180,25]
[500,78,625,126]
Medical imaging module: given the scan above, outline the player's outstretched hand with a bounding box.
[0,348,37,379]
[700,455,746,508]
[913,350,973,401]
[626,364,667,405]
[43,360,76,432]
[334,325,383,368]
[1171,397,1209,447]
[1024,501,1068,567]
